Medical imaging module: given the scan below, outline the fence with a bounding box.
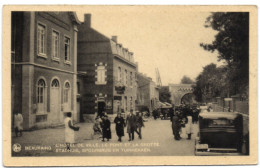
[211,100,249,136]
[214,97,249,115]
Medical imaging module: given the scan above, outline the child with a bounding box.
[93,118,102,135]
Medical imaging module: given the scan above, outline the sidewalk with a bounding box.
[12,122,94,145]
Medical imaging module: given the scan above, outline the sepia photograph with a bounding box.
[3,5,258,166]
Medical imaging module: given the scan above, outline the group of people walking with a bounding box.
[93,109,145,142]
[170,105,198,141]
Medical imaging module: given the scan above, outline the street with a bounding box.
[12,118,198,156]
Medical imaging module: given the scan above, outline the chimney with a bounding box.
[84,14,91,27]
[111,36,117,43]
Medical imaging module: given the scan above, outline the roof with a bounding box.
[69,12,81,25]
[199,112,242,120]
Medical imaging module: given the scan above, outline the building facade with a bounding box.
[77,14,137,120]
[11,12,80,129]
[136,73,160,112]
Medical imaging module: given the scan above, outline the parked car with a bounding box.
[195,112,245,156]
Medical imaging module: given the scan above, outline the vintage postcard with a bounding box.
[3,5,258,166]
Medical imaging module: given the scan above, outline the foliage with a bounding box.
[192,63,228,102]
[180,75,194,84]
[199,12,249,98]
[159,86,171,104]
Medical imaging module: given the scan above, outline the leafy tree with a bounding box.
[200,12,249,96]
[193,63,228,102]
[180,75,194,84]
[159,86,171,104]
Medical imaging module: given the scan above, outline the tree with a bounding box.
[200,12,249,96]
[192,63,228,102]
[159,86,171,104]
[180,75,194,84]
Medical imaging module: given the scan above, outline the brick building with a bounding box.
[77,14,137,120]
[11,12,80,129]
[136,73,160,112]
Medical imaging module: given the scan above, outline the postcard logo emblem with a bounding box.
[13,143,21,152]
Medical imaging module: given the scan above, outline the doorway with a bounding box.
[98,101,106,117]
[50,79,61,123]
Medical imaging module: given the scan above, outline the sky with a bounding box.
[76,6,224,85]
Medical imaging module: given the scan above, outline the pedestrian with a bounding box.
[100,111,106,119]
[14,111,23,137]
[126,109,138,141]
[114,113,125,142]
[64,112,79,151]
[100,115,111,142]
[152,109,156,120]
[93,117,102,135]
[169,107,174,122]
[192,108,199,124]
[172,111,181,140]
[136,112,144,139]
[185,111,193,140]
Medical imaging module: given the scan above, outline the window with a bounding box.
[118,67,122,83]
[64,36,70,62]
[130,96,133,110]
[63,81,71,111]
[130,55,133,62]
[77,82,80,94]
[124,50,127,59]
[64,82,70,103]
[130,72,133,86]
[125,96,128,112]
[51,79,59,87]
[125,70,127,85]
[37,79,46,113]
[96,65,106,84]
[37,23,46,56]
[52,30,59,60]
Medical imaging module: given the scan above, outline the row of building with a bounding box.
[11,12,159,129]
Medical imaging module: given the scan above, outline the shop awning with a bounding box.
[159,102,172,108]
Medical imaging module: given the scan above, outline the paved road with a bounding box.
[12,118,198,156]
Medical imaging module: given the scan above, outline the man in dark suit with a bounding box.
[172,111,181,140]
[126,109,138,141]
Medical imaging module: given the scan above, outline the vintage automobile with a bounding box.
[195,112,244,156]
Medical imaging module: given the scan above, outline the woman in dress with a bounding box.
[14,111,23,137]
[64,112,79,151]
[185,111,193,140]
[114,113,125,142]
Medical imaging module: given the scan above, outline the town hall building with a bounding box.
[11,12,81,129]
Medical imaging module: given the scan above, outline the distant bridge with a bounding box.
[168,84,194,105]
